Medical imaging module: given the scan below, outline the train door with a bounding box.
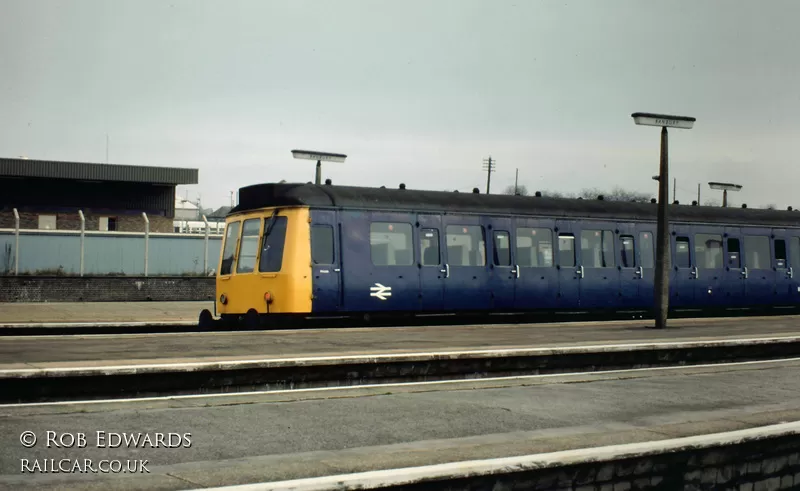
[721,227,746,307]
[576,223,620,311]
[772,230,793,307]
[637,229,656,311]
[513,218,558,311]
[791,236,800,303]
[486,216,516,311]
[670,226,696,309]
[309,209,341,313]
[554,220,581,309]
[418,214,445,312]
[617,223,641,310]
[742,228,776,307]
[441,216,492,312]
[693,227,725,308]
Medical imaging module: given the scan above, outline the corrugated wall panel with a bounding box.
[0,158,198,185]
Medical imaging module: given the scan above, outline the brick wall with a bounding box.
[406,433,800,490]
[0,211,172,233]
[0,276,214,302]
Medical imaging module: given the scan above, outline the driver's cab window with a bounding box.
[220,221,241,275]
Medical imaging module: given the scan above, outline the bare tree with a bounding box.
[501,184,529,196]
[579,187,651,202]
[765,204,777,210]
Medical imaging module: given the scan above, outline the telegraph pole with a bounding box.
[482,156,496,194]
[673,178,676,202]
[514,168,519,195]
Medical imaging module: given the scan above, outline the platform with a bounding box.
[1,315,799,371]
[1,359,799,489]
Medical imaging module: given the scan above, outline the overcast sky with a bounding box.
[2,0,800,210]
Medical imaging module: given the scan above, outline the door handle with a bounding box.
[334,268,341,272]
[635,266,643,278]
[440,264,450,278]
[741,267,748,279]
[513,265,520,279]
[788,267,794,279]
[691,266,698,279]
[576,265,584,278]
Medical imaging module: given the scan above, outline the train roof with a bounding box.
[231,182,800,228]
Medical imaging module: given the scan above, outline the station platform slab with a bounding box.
[0,301,209,324]
[1,314,799,371]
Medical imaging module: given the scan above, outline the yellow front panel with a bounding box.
[215,207,312,315]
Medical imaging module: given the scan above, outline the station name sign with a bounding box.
[291,150,347,163]
[632,113,695,130]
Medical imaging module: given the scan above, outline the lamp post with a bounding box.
[632,112,696,329]
[291,150,347,185]
[708,182,742,207]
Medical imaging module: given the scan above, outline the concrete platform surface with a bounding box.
[0,359,799,490]
[1,315,799,370]
[0,301,210,324]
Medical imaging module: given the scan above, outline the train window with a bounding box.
[775,239,787,269]
[744,236,770,269]
[516,228,553,267]
[493,231,511,266]
[219,221,241,275]
[311,225,334,265]
[620,236,635,268]
[639,232,654,269]
[370,222,413,266]
[675,236,691,268]
[695,234,723,269]
[236,219,261,273]
[259,216,288,273]
[580,230,615,268]
[420,229,440,266]
[792,237,800,269]
[727,238,741,269]
[446,225,486,266]
[558,234,575,267]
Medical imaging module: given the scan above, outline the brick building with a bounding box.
[0,158,198,233]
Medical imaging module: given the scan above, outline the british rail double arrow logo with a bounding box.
[369,283,392,300]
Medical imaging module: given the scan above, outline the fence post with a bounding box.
[12,208,19,276]
[78,210,85,277]
[202,214,209,274]
[142,212,149,277]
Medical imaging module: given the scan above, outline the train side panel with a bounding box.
[305,206,800,318]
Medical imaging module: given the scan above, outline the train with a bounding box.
[197,181,800,329]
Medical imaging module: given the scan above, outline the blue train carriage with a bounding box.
[199,182,800,329]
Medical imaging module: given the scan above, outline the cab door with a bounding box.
[309,209,341,313]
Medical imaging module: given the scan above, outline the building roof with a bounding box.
[207,206,232,218]
[232,182,800,228]
[175,198,199,210]
[0,158,198,185]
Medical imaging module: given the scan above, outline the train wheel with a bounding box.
[198,309,215,330]
[244,309,261,330]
